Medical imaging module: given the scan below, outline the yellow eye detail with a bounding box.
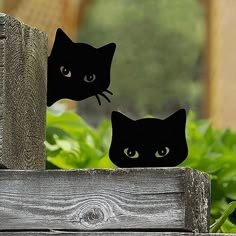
[124,148,139,159]
[60,66,71,78]
[155,147,170,158]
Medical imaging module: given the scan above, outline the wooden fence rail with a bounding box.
[0,233,236,236]
[0,168,210,232]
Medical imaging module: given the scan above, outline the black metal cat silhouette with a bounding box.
[47,28,116,106]
[109,109,188,168]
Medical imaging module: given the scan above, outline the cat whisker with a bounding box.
[95,91,112,105]
[100,92,111,103]
[104,89,113,95]
[95,94,101,106]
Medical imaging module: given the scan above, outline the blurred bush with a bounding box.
[46,110,236,232]
[76,0,205,125]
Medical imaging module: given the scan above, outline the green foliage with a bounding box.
[210,201,236,233]
[180,111,236,233]
[46,111,115,169]
[46,110,236,232]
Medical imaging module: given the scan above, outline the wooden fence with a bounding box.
[0,13,234,236]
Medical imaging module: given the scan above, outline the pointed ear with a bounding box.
[165,109,187,129]
[98,43,116,64]
[111,111,133,131]
[50,28,72,56]
[55,28,73,43]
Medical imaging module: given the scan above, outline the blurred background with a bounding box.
[0,0,236,130]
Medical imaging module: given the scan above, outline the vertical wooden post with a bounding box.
[0,13,47,169]
[205,0,236,130]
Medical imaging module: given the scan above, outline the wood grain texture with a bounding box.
[0,13,47,169]
[0,233,234,236]
[0,168,210,232]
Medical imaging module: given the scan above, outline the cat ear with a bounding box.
[164,109,187,129]
[55,28,73,44]
[111,111,134,130]
[99,42,116,53]
[50,28,72,56]
[97,43,116,63]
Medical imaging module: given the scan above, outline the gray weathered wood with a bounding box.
[0,13,47,169]
[0,233,235,236]
[0,168,210,232]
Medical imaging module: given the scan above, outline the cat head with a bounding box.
[47,28,116,106]
[109,109,188,168]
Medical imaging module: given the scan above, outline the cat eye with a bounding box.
[84,73,96,83]
[155,147,170,158]
[124,148,139,159]
[60,66,71,78]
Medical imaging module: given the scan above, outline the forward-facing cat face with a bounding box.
[109,109,188,168]
[47,28,116,106]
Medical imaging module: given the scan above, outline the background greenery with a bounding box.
[46,110,236,233]
[75,0,205,126]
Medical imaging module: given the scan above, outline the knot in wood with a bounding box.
[83,207,104,225]
[78,202,110,229]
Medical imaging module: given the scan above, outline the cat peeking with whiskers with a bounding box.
[47,28,116,106]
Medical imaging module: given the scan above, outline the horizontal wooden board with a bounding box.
[0,232,234,236]
[0,168,210,232]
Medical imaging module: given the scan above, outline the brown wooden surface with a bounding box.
[205,0,236,130]
[0,13,47,169]
[3,0,86,49]
[0,168,210,232]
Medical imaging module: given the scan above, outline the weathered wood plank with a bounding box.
[185,168,210,233]
[0,232,234,236]
[0,168,210,232]
[0,13,47,169]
